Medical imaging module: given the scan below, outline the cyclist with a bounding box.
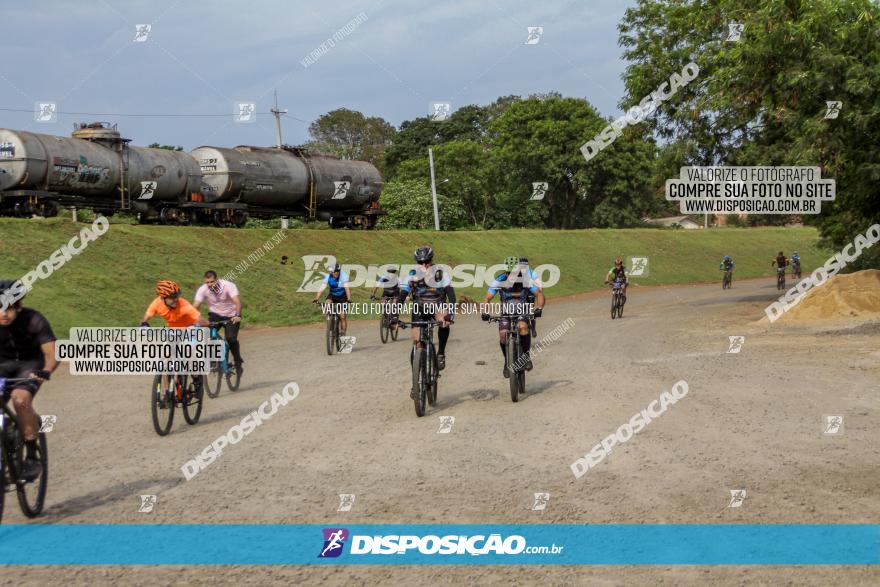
[140,280,209,397]
[371,266,400,328]
[392,246,455,373]
[772,251,788,274]
[313,263,352,335]
[791,251,802,278]
[720,255,735,280]
[604,257,628,303]
[0,279,57,481]
[193,270,243,374]
[481,257,544,377]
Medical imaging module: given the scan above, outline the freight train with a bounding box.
[0,123,384,228]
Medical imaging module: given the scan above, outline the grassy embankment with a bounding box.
[0,218,831,335]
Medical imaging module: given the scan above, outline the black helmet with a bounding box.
[414,246,434,263]
[0,279,22,306]
[328,262,341,273]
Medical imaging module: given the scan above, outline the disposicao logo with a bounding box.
[319,528,349,558]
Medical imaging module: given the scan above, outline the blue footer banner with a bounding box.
[0,524,877,564]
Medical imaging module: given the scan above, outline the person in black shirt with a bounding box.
[0,279,58,481]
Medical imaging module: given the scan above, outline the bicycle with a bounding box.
[483,312,538,403]
[398,319,441,417]
[373,295,400,344]
[150,372,204,436]
[0,378,48,523]
[776,267,786,290]
[315,299,344,355]
[204,320,242,398]
[609,278,625,319]
[722,268,733,289]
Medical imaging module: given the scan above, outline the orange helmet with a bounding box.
[156,280,180,298]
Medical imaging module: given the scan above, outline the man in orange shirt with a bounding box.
[140,280,208,398]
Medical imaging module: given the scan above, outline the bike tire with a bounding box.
[335,319,342,352]
[205,355,223,398]
[412,348,427,417]
[427,348,438,406]
[151,375,175,436]
[391,320,400,341]
[611,295,617,319]
[617,296,624,318]
[16,430,47,518]
[225,347,242,391]
[182,376,204,425]
[0,444,5,524]
[380,314,389,344]
[508,336,520,403]
[326,315,336,356]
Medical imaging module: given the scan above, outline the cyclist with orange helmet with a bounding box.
[140,280,207,329]
[140,280,208,397]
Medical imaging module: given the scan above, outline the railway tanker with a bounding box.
[0,123,384,228]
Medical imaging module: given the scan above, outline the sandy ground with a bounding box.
[1,277,878,585]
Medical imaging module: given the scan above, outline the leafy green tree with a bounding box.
[307,108,396,173]
[488,96,657,228]
[378,179,467,230]
[619,0,880,248]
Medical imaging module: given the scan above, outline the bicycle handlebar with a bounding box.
[397,320,442,330]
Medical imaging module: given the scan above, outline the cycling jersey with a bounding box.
[398,266,456,316]
[194,279,240,317]
[609,267,627,281]
[146,297,201,328]
[323,272,349,298]
[775,255,788,268]
[0,308,56,363]
[720,260,734,270]
[487,271,540,302]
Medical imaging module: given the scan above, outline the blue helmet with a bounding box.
[723,256,730,261]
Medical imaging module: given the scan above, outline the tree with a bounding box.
[378,179,467,230]
[619,0,880,249]
[488,96,657,228]
[307,108,396,173]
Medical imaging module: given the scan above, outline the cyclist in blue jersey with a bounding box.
[391,246,455,371]
[481,256,545,377]
[313,263,352,335]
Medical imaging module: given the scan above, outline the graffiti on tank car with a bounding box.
[0,142,14,159]
[150,165,167,179]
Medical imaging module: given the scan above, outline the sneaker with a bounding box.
[20,457,41,482]
[503,364,510,378]
[437,354,446,371]
[524,356,533,371]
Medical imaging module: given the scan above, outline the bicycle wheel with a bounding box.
[380,313,389,344]
[507,337,520,402]
[427,348,438,406]
[335,319,342,352]
[16,429,47,518]
[617,295,625,318]
[205,352,223,399]
[225,347,242,391]
[530,318,537,338]
[391,319,400,341]
[412,348,427,417]
[183,376,204,425]
[326,315,336,356]
[151,375,175,436]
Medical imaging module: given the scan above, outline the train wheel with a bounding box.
[231,210,248,228]
[40,201,59,217]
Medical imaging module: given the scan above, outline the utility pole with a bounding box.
[428,147,440,231]
[270,90,287,148]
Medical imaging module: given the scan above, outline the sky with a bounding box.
[0,0,636,151]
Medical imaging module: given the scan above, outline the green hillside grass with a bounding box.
[0,218,831,335]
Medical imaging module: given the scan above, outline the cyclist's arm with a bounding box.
[313,282,327,301]
[343,284,352,302]
[534,290,545,310]
[141,308,155,324]
[29,340,58,382]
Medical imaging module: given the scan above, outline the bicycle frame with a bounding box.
[209,322,230,375]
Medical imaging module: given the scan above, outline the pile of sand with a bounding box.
[785,269,880,321]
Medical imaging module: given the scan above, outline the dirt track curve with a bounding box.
[4,277,878,585]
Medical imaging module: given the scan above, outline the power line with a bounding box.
[0,107,310,123]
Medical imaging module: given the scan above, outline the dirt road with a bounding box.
[4,277,879,585]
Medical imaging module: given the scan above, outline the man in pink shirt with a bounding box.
[193,271,243,373]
